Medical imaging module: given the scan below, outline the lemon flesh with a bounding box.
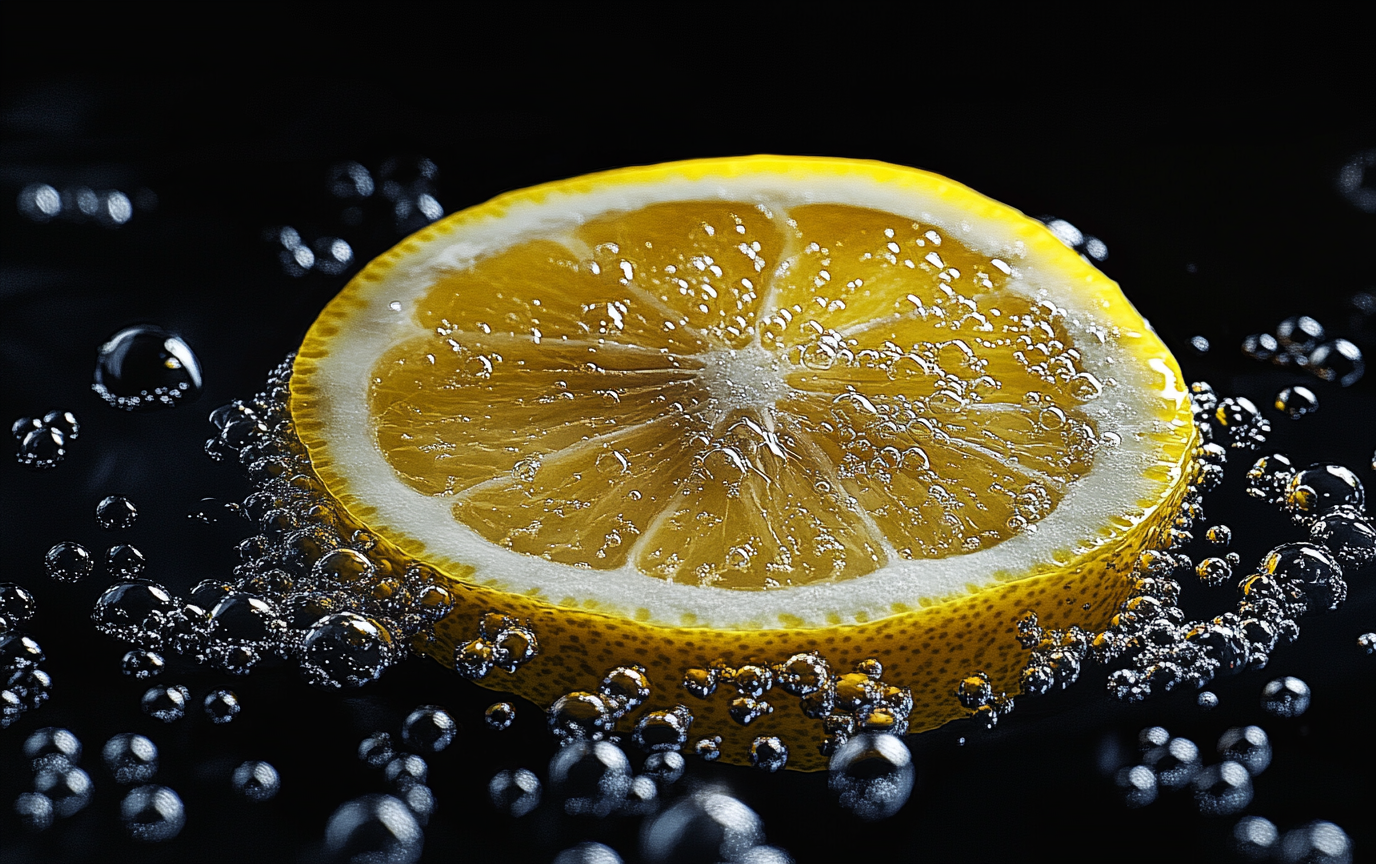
[292,157,1196,769]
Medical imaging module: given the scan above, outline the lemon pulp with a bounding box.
[292,157,1197,769]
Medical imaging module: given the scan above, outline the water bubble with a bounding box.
[1233,815,1280,860]
[640,788,764,864]
[774,652,830,696]
[549,740,632,816]
[1195,557,1233,587]
[1337,148,1376,213]
[1214,397,1270,450]
[1261,676,1311,717]
[121,785,185,842]
[600,665,653,717]
[92,580,176,646]
[1279,821,1353,864]
[693,737,722,761]
[632,706,693,753]
[828,731,915,821]
[0,583,36,630]
[232,760,280,801]
[106,544,147,578]
[299,612,397,689]
[454,639,494,680]
[1284,464,1364,523]
[1276,316,1326,356]
[1359,632,1376,655]
[312,237,354,276]
[96,495,138,529]
[1197,690,1219,710]
[34,765,92,818]
[402,705,456,754]
[384,754,428,792]
[1142,737,1201,790]
[729,697,773,726]
[204,688,242,724]
[324,794,424,864]
[750,736,789,772]
[553,842,624,864]
[358,732,395,768]
[208,593,285,674]
[1191,761,1253,816]
[490,623,539,672]
[1246,453,1296,504]
[1308,339,1364,387]
[93,326,203,411]
[44,541,93,584]
[1261,542,1346,613]
[1115,764,1158,808]
[103,733,158,784]
[1309,506,1376,568]
[17,183,62,221]
[1275,386,1319,419]
[1216,725,1271,775]
[484,701,515,730]
[549,691,615,742]
[142,683,190,722]
[488,768,541,817]
[14,791,53,832]
[682,666,719,699]
[23,727,81,773]
[642,751,685,788]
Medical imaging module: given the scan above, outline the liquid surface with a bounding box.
[370,203,1101,589]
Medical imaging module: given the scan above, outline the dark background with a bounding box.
[2,13,1374,863]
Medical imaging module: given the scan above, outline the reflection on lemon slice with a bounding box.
[291,156,1196,769]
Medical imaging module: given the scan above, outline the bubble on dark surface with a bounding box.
[23,727,81,772]
[358,732,395,768]
[329,161,375,200]
[1260,542,1347,613]
[549,740,632,817]
[1336,148,1376,213]
[141,683,190,722]
[1115,764,1158,808]
[1308,506,1376,568]
[1275,386,1319,419]
[1307,339,1364,386]
[1195,556,1233,587]
[640,788,764,864]
[1359,632,1376,655]
[95,495,139,530]
[104,733,159,784]
[632,705,693,753]
[15,423,67,468]
[207,592,285,675]
[0,582,37,631]
[693,736,722,761]
[92,580,175,645]
[312,237,354,276]
[401,704,456,754]
[400,785,435,826]
[484,701,515,731]
[488,768,541,818]
[121,648,165,679]
[233,760,281,802]
[14,791,53,832]
[553,842,624,864]
[1261,676,1311,717]
[34,765,92,818]
[1246,452,1296,504]
[1188,335,1210,355]
[1284,464,1365,523]
[1243,332,1281,363]
[324,794,424,864]
[1216,725,1272,776]
[93,326,203,410]
[549,691,615,742]
[121,784,185,842]
[299,612,398,689]
[827,731,914,821]
[1233,815,1280,859]
[106,544,147,579]
[203,688,242,724]
[1279,820,1354,864]
[43,541,92,584]
[1191,760,1253,816]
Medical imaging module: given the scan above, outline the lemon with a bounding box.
[291,156,1197,769]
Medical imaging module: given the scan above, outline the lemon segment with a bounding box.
[291,156,1197,769]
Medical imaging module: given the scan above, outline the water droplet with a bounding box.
[141,683,190,722]
[549,691,614,742]
[103,733,158,784]
[121,785,185,842]
[402,705,456,754]
[96,495,138,530]
[640,789,763,864]
[1192,760,1253,816]
[1275,386,1319,419]
[93,326,203,411]
[549,740,632,816]
[485,702,515,730]
[750,736,789,772]
[324,795,423,864]
[1261,676,1311,717]
[232,760,280,801]
[632,706,693,753]
[488,768,541,817]
[203,688,241,724]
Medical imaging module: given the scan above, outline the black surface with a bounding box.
[2,15,1374,864]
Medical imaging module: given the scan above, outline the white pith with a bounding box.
[304,163,1190,630]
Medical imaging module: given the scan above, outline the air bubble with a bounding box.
[142,683,190,722]
[750,736,789,772]
[1115,764,1158,808]
[14,792,53,832]
[485,702,515,730]
[0,583,37,630]
[402,705,456,754]
[1142,737,1201,790]
[640,789,764,864]
[1284,464,1364,523]
[299,612,397,689]
[203,689,242,724]
[1197,691,1219,710]
[1261,676,1311,717]
[121,785,185,842]
[1191,761,1253,816]
[34,765,92,818]
[828,731,915,821]
[23,727,81,771]
[103,733,158,784]
[324,795,423,864]
[553,842,624,864]
[1308,339,1364,386]
[93,326,204,411]
[1279,821,1353,864]
[96,495,138,530]
[488,768,541,817]
[548,740,632,817]
[232,760,280,801]
[1275,386,1318,419]
[549,692,614,742]
[1232,815,1279,860]
[385,754,429,791]
[632,706,693,753]
[1217,725,1272,775]
[1195,557,1233,587]
[1309,506,1376,568]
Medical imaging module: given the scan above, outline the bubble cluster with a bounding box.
[44,541,93,583]
[1242,315,1365,387]
[93,326,204,410]
[324,794,424,864]
[2,621,52,728]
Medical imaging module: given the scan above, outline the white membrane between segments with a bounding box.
[309,167,1188,629]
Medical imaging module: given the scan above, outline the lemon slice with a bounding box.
[291,156,1196,769]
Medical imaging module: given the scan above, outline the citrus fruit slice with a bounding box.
[290,156,1197,769]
